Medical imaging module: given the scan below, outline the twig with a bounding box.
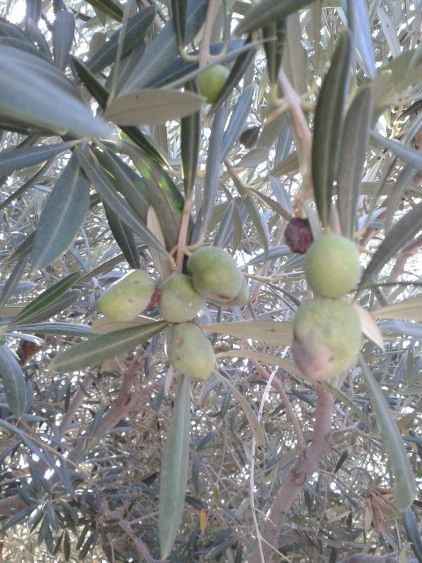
[249,385,337,562]
[103,505,167,563]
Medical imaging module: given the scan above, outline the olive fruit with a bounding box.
[197,64,230,104]
[187,247,244,305]
[97,270,155,322]
[293,298,361,382]
[227,276,249,307]
[166,323,215,379]
[158,274,205,323]
[304,233,361,298]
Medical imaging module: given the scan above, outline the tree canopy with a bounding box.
[0,0,421,561]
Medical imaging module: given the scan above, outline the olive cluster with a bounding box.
[293,233,362,382]
[162,247,248,380]
[97,247,248,380]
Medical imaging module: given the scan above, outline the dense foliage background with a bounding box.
[0,0,421,561]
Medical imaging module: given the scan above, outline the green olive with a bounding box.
[304,233,361,298]
[197,64,230,104]
[97,270,155,322]
[158,274,204,323]
[166,323,215,379]
[293,297,361,381]
[187,247,243,305]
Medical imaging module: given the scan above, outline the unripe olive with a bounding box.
[293,297,361,382]
[166,323,215,379]
[187,247,243,305]
[197,64,230,104]
[158,274,205,323]
[227,276,249,307]
[97,270,155,322]
[304,233,361,298]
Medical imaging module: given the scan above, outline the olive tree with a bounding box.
[0,0,421,561]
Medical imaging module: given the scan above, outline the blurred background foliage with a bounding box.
[0,0,420,561]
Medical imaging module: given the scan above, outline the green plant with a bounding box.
[196,63,230,103]
[304,233,361,298]
[97,270,155,321]
[187,246,245,305]
[158,273,204,322]
[293,297,361,381]
[166,322,215,379]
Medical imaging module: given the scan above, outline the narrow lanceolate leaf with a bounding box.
[371,130,422,170]
[181,83,200,198]
[52,10,75,70]
[104,89,203,126]
[75,147,167,254]
[312,30,353,227]
[86,6,156,74]
[263,20,286,89]
[121,0,209,93]
[32,156,90,269]
[202,320,293,346]
[235,0,317,36]
[93,147,150,222]
[201,107,225,239]
[221,85,254,161]
[360,200,422,287]
[159,374,191,559]
[0,345,27,418]
[213,370,265,447]
[50,321,168,372]
[84,0,123,21]
[348,0,376,79]
[215,349,300,376]
[360,355,417,512]
[370,297,422,322]
[403,509,422,563]
[9,290,79,326]
[127,148,184,251]
[0,45,108,139]
[0,257,28,310]
[337,87,372,239]
[0,142,72,177]
[8,271,82,327]
[171,0,188,50]
[104,204,141,270]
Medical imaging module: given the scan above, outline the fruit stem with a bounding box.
[198,0,219,67]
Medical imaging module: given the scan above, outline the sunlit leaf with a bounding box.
[0,45,108,138]
[370,297,422,322]
[215,349,299,375]
[104,89,203,126]
[50,320,168,372]
[202,320,293,346]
